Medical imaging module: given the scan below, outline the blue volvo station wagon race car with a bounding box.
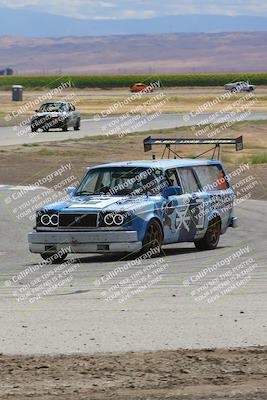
[28,137,243,262]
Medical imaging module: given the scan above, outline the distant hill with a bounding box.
[1,32,267,74]
[1,7,267,37]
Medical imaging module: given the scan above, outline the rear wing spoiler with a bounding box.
[143,136,243,159]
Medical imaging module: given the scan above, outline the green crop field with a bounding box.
[1,73,267,89]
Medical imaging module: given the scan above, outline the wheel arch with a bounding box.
[209,214,222,233]
[144,217,164,242]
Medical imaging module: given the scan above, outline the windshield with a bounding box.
[39,103,65,112]
[76,167,163,196]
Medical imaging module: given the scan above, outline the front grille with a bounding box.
[33,116,51,126]
[59,213,97,228]
[32,116,61,129]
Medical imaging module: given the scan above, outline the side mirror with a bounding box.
[66,186,76,197]
[164,186,183,198]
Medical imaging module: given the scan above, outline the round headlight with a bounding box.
[104,213,114,226]
[114,214,124,226]
[50,214,59,226]
[41,214,51,226]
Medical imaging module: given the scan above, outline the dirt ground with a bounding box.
[0,121,267,200]
[0,347,267,400]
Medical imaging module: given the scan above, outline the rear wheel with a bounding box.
[74,119,81,131]
[142,219,163,256]
[62,123,68,131]
[194,218,221,250]
[40,252,67,264]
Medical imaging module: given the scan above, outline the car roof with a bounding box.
[42,101,68,104]
[89,159,222,171]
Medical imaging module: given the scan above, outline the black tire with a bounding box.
[31,126,37,132]
[142,219,163,256]
[194,218,221,251]
[40,252,67,264]
[74,119,81,131]
[231,88,238,93]
[62,123,68,132]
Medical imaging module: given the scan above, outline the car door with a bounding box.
[65,103,74,127]
[72,103,80,126]
[176,167,209,242]
[162,168,194,244]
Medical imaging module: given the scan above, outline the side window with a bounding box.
[165,169,180,187]
[178,168,200,193]
[194,165,229,191]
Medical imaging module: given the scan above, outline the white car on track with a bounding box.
[224,81,255,93]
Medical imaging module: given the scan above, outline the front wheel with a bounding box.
[142,219,163,256]
[194,218,221,251]
[40,252,67,264]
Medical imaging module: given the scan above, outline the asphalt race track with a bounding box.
[1,112,267,146]
[0,188,266,355]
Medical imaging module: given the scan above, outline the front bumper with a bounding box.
[28,230,142,254]
[31,117,67,129]
[229,216,238,228]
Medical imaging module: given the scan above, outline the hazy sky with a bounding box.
[1,0,267,19]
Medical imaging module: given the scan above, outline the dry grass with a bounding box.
[1,120,267,199]
[1,89,267,127]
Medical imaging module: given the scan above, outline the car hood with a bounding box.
[40,195,162,213]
